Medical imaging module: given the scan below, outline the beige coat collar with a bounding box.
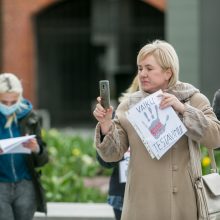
[126,81,200,108]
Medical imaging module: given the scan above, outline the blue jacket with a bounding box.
[0,99,33,182]
[0,98,48,213]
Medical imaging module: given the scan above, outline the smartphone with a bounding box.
[99,80,110,109]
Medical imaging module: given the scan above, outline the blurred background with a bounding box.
[1,0,219,128]
[1,0,220,205]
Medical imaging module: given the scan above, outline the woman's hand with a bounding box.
[23,137,40,153]
[159,92,185,114]
[93,97,113,134]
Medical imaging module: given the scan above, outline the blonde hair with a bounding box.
[118,75,139,103]
[137,40,179,88]
[0,73,25,128]
[0,73,23,95]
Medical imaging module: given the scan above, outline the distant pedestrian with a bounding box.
[212,89,220,120]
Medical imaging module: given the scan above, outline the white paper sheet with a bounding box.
[0,135,36,154]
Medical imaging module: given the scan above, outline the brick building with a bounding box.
[0,0,165,127]
[3,0,220,128]
[0,0,54,104]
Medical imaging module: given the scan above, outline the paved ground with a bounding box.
[34,202,114,220]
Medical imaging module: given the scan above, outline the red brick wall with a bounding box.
[143,0,166,12]
[1,0,55,106]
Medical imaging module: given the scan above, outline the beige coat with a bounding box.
[95,82,220,220]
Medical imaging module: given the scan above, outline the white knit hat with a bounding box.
[0,73,23,94]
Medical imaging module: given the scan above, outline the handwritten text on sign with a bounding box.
[126,90,187,160]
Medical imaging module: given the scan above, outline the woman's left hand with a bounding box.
[159,92,185,114]
[23,138,40,153]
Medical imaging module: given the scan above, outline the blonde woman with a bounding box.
[0,73,48,220]
[93,40,220,220]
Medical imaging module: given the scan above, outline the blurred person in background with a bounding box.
[93,40,220,220]
[97,76,138,220]
[0,73,48,220]
[212,89,220,150]
[212,89,220,120]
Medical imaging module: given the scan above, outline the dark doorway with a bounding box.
[34,0,164,127]
[114,0,165,99]
[34,0,104,127]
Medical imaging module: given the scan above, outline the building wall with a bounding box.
[166,0,220,101]
[1,0,54,105]
[1,0,165,126]
[166,0,200,88]
[200,0,220,101]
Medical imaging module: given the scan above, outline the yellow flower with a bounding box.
[202,156,211,167]
[72,148,81,157]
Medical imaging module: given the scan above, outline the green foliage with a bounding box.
[41,129,111,202]
[42,130,220,202]
[201,145,220,175]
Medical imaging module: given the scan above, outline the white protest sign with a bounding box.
[126,90,187,159]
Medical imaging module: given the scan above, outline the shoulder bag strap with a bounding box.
[186,99,218,180]
[188,138,203,180]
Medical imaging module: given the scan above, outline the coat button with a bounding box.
[173,187,178,193]
[173,165,178,171]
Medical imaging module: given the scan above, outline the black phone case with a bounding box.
[99,80,110,109]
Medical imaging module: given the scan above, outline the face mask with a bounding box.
[0,102,20,116]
